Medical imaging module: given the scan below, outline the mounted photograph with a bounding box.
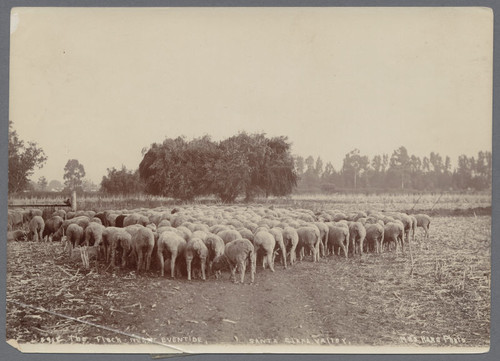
[5,7,492,354]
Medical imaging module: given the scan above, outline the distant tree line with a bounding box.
[296,146,492,193]
[7,119,491,198]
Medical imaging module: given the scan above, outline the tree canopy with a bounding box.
[8,121,47,193]
[63,159,86,192]
[138,132,298,202]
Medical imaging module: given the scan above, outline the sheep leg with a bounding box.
[158,250,165,277]
[320,236,326,257]
[250,253,256,283]
[239,261,246,283]
[290,244,297,265]
[110,245,116,268]
[309,244,316,262]
[230,265,237,283]
[267,251,275,272]
[145,248,153,271]
[121,247,127,268]
[136,250,143,272]
[318,241,324,258]
[170,251,177,278]
[279,240,287,269]
[186,257,192,281]
[201,257,206,281]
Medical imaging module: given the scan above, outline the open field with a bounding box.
[5,203,490,351]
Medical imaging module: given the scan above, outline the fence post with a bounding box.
[71,191,77,212]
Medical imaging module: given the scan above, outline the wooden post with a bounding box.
[71,191,77,212]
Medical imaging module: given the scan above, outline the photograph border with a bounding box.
[1,0,498,360]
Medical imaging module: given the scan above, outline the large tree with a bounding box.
[63,159,86,192]
[8,121,47,193]
[138,132,297,202]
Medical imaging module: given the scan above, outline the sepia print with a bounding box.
[6,7,492,354]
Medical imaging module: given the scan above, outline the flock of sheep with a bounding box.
[7,205,431,283]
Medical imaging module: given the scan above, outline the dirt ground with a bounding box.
[6,215,490,350]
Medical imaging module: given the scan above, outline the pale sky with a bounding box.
[10,7,493,184]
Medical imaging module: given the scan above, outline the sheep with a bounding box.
[176,226,193,241]
[90,217,102,225]
[7,211,24,231]
[383,221,405,254]
[348,221,366,256]
[27,208,43,222]
[130,226,155,272]
[185,238,209,280]
[157,231,187,278]
[364,223,384,253]
[106,212,119,227]
[282,227,299,265]
[217,229,242,244]
[387,212,412,244]
[28,216,45,242]
[269,227,287,269]
[93,212,110,227]
[212,238,256,284]
[7,230,27,242]
[66,223,84,256]
[409,215,418,243]
[102,227,133,268]
[314,222,329,257]
[157,219,171,228]
[115,214,128,228]
[52,216,91,242]
[42,216,63,242]
[203,233,225,275]
[84,223,105,247]
[192,230,208,241]
[123,213,149,227]
[253,229,276,272]
[325,223,349,258]
[414,214,431,239]
[237,228,254,242]
[296,226,321,262]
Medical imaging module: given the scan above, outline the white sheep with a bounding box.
[28,216,45,242]
[157,231,187,278]
[212,238,256,284]
[414,213,431,240]
[130,226,155,272]
[185,237,209,281]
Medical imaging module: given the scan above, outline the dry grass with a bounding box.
[8,192,491,215]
